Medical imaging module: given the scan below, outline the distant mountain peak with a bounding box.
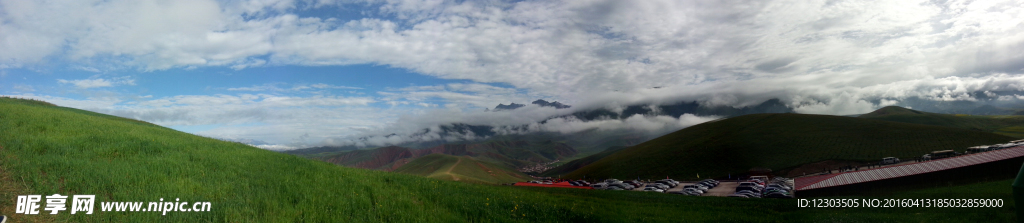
[531,99,571,109]
[491,99,571,111]
[493,103,525,111]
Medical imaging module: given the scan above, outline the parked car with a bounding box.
[683,188,704,195]
[699,179,719,186]
[738,182,765,190]
[610,183,634,190]
[642,187,665,193]
[693,184,709,191]
[735,186,762,193]
[727,194,750,198]
[625,180,643,188]
[880,157,900,165]
[697,181,716,188]
[766,186,791,192]
[683,185,708,193]
[591,183,609,189]
[735,190,761,198]
[764,192,793,198]
[767,184,791,190]
[655,180,678,187]
[764,188,790,194]
[576,181,591,186]
[647,183,670,190]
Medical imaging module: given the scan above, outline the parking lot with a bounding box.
[650,181,738,197]
[628,180,738,196]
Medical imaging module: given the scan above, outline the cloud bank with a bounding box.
[4,0,1024,148]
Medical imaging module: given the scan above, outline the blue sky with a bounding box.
[3,0,1024,149]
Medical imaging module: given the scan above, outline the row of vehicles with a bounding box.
[591,178,723,196]
[965,141,1024,154]
[667,179,720,196]
[591,179,645,190]
[567,180,591,187]
[641,179,681,193]
[729,177,793,199]
[888,141,1024,163]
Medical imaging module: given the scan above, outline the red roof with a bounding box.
[795,146,1024,191]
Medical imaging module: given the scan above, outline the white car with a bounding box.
[881,157,900,164]
[683,185,708,193]
[683,188,704,195]
[642,187,664,193]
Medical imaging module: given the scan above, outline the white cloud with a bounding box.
[57,79,112,88]
[377,82,539,110]
[516,114,720,135]
[6,0,1024,103]
[6,0,1024,147]
[228,83,363,92]
[5,92,382,147]
[253,144,300,151]
[56,76,135,89]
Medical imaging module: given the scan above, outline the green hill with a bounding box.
[566,113,1017,181]
[861,106,1024,138]
[540,146,628,177]
[858,106,928,117]
[313,135,579,174]
[394,154,533,184]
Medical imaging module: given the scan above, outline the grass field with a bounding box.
[393,154,534,184]
[1,97,1020,222]
[566,113,1017,181]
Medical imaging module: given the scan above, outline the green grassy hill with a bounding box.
[0,97,1017,222]
[861,106,1024,138]
[566,113,1017,181]
[393,154,533,184]
[314,137,577,173]
[540,146,628,177]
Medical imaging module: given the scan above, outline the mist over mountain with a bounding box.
[307,98,799,151]
[307,87,1024,152]
[531,99,571,109]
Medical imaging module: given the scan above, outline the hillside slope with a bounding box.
[860,106,1024,138]
[394,154,533,184]
[315,138,577,173]
[566,113,1016,180]
[540,146,628,177]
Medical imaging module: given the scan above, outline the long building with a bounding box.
[795,146,1024,197]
